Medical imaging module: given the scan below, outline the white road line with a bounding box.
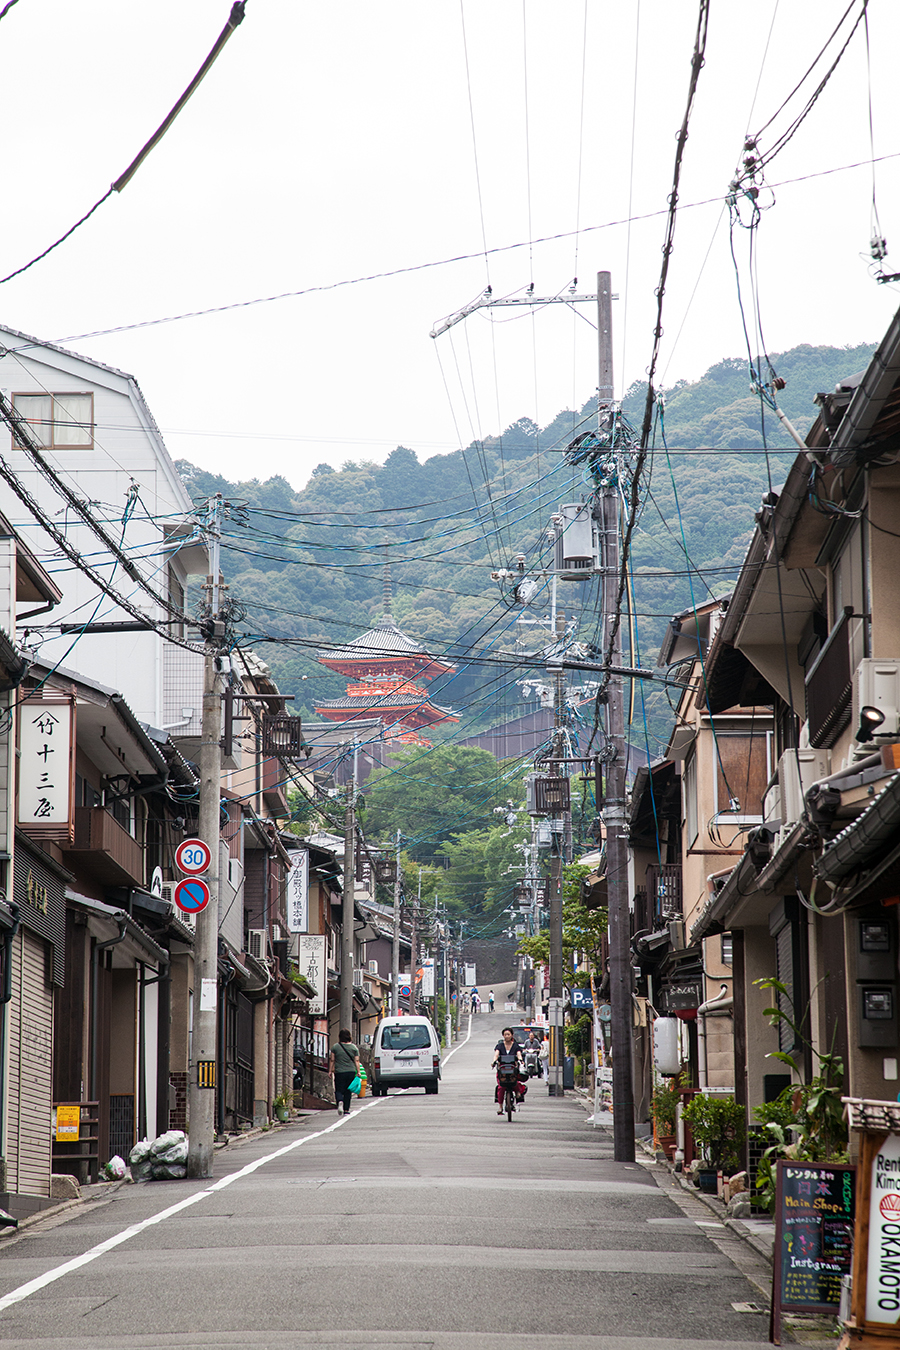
[0,1099,385,1315]
[0,1020,479,1314]
[441,1014,473,1065]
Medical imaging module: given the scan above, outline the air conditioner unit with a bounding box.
[853,658,900,741]
[778,747,831,824]
[353,968,366,988]
[554,502,600,580]
[162,883,196,929]
[247,928,268,960]
[368,959,379,974]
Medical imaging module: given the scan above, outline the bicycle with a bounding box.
[495,1063,520,1122]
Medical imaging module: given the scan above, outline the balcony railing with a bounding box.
[806,606,853,749]
[645,864,682,921]
[66,807,144,887]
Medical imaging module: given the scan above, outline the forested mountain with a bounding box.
[178,340,874,751]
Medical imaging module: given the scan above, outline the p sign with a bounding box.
[175,838,212,876]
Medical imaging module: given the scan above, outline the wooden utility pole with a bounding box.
[597,269,636,1162]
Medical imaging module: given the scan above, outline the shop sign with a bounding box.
[296,934,326,1015]
[867,1131,900,1323]
[666,982,701,1013]
[286,850,309,933]
[18,701,74,836]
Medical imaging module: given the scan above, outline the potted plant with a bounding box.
[273,1091,291,1123]
[652,1077,680,1158]
[681,1093,745,1190]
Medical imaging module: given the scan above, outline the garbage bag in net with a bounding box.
[148,1130,186,1158]
[153,1138,188,1165]
[151,1162,187,1181]
[129,1138,152,1166]
[130,1159,154,1182]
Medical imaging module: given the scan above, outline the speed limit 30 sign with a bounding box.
[175,837,212,876]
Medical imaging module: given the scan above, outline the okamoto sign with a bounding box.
[867,1131,900,1322]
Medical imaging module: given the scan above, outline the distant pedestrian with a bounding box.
[472,993,480,1015]
[488,990,495,1013]
[329,1028,361,1116]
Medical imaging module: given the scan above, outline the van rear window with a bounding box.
[381,1025,431,1050]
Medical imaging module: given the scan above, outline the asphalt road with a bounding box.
[0,1011,771,1349]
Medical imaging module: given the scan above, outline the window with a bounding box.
[13,392,93,448]
[683,750,698,846]
[832,522,870,671]
[713,730,772,819]
[381,1024,431,1051]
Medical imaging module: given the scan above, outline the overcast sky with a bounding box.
[1,0,898,489]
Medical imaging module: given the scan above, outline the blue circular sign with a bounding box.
[174,878,211,914]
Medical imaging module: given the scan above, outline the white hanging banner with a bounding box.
[296,934,326,1015]
[18,701,74,837]
[421,959,435,997]
[285,850,309,933]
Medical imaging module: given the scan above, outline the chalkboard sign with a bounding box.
[771,1160,856,1344]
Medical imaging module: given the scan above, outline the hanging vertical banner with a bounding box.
[296,934,326,1015]
[464,964,476,986]
[285,850,309,933]
[18,700,74,839]
[421,959,435,997]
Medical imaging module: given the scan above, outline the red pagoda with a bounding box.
[314,575,458,748]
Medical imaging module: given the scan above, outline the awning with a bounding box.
[65,890,167,965]
[815,772,900,903]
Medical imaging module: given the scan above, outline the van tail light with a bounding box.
[433,1055,440,1069]
[374,1057,381,1072]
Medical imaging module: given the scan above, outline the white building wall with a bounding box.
[0,331,204,726]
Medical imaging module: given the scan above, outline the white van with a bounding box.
[371,1016,441,1095]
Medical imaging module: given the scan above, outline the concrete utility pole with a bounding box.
[547,656,567,1096]
[596,269,636,1163]
[187,495,224,1179]
[409,869,421,1014]
[340,735,359,1033]
[391,828,401,1015]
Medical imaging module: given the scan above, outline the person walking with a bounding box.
[329,1028,361,1116]
[488,989,495,1013]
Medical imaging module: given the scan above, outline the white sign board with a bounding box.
[18,702,72,828]
[285,850,309,933]
[464,964,476,986]
[867,1131,900,1323]
[421,959,435,998]
[296,934,326,1016]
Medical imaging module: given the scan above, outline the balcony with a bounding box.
[806,607,853,749]
[64,807,144,887]
[261,756,289,816]
[645,864,682,922]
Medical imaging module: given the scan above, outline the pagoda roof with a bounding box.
[316,616,454,676]
[314,693,459,727]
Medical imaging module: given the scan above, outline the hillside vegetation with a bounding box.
[179,340,874,751]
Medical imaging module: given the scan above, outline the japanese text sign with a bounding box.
[286,850,309,933]
[296,934,326,1015]
[18,701,73,835]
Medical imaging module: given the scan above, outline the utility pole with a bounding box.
[340,734,359,1033]
[391,828,401,1015]
[187,495,224,1179]
[547,654,567,1096]
[597,269,636,1162]
[409,869,420,1014]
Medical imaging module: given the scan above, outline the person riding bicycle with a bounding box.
[492,1027,527,1115]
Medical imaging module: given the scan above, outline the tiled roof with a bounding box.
[316,617,452,668]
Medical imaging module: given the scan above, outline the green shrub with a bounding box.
[682,1093,745,1173]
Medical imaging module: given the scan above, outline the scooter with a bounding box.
[523,1047,541,1078]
